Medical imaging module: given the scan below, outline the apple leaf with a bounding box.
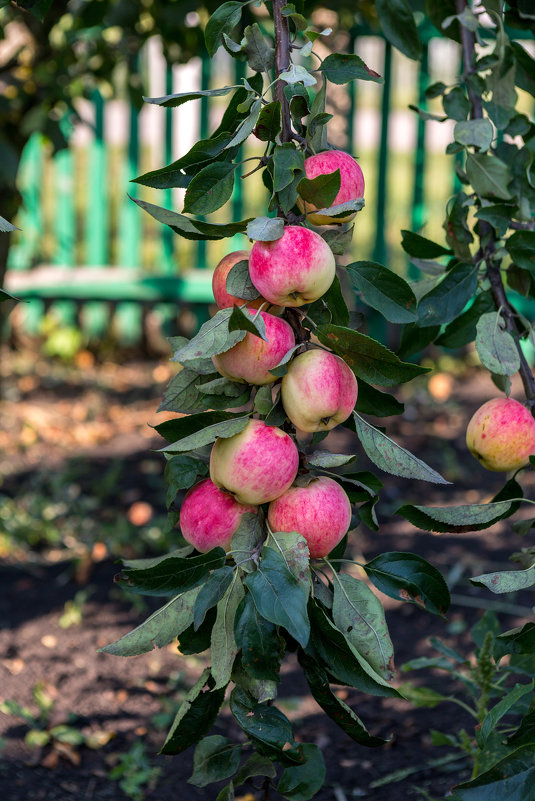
[161,669,226,755]
[307,276,350,327]
[506,231,535,272]
[196,377,248,398]
[466,153,513,199]
[173,309,247,363]
[436,290,495,349]
[269,530,310,595]
[320,224,355,256]
[247,216,285,241]
[158,368,221,414]
[470,564,535,594]
[229,686,302,764]
[132,196,253,241]
[417,263,478,327]
[400,230,452,258]
[318,53,383,84]
[225,99,263,150]
[183,162,237,215]
[234,593,285,681]
[205,2,246,56]
[354,414,449,484]
[164,455,209,508]
[347,261,418,324]
[268,344,301,378]
[254,101,282,141]
[310,198,365,218]
[193,567,235,631]
[475,312,521,376]
[364,552,450,616]
[242,23,274,72]
[375,0,421,61]
[316,325,428,386]
[278,64,317,87]
[307,451,356,468]
[454,118,494,150]
[211,578,245,689]
[226,259,260,301]
[228,305,267,341]
[277,743,326,800]
[189,736,242,788]
[245,546,310,648]
[120,549,226,596]
[144,86,240,108]
[299,652,388,746]
[155,410,250,444]
[100,586,201,657]
[158,415,250,454]
[332,572,394,680]
[353,381,404,416]
[397,500,517,533]
[297,170,340,209]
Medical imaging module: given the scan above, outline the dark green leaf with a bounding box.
[354,414,449,484]
[197,377,248,398]
[194,566,235,631]
[277,743,326,800]
[470,564,535,593]
[451,744,535,800]
[297,169,340,209]
[242,23,275,72]
[226,258,260,301]
[235,593,285,681]
[158,369,219,415]
[398,500,517,534]
[306,275,350,327]
[364,552,450,616]
[443,191,474,259]
[213,75,264,138]
[144,86,239,108]
[269,530,310,593]
[348,261,417,324]
[234,753,277,786]
[0,288,19,303]
[247,216,284,241]
[229,686,301,763]
[307,80,327,152]
[165,455,209,507]
[477,683,534,749]
[246,546,310,648]
[318,53,384,84]
[132,197,252,241]
[320,225,355,256]
[436,291,495,348]
[178,608,216,655]
[316,325,428,386]
[100,586,201,656]
[211,578,245,689]
[512,41,535,98]
[375,0,422,61]
[354,381,404,416]
[254,101,282,141]
[397,323,440,359]
[121,549,226,596]
[417,263,478,327]
[159,416,250,454]
[443,86,470,120]
[269,344,302,378]
[205,2,245,57]
[466,153,513,200]
[506,231,535,273]
[173,308,246,363]
[507,711,535,748]
[497,623,535,657]
[161,669,226,754]
[454,119,494,150]
[475,312,521,375]
[189,736,242,788]
[273,144,305,197]
[183,162,237,215]
[133,133,233,189]
[401,230,452,258]
[155,411,247,444]
[225,100,263,149]
[228,306,267,340]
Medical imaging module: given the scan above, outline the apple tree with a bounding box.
[102,0,535,797]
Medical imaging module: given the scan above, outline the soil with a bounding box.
[1,347,534,801]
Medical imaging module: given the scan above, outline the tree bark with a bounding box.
[272,0,292,144]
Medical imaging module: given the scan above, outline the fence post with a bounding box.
[409,41,429,280]
[52,119,77,327]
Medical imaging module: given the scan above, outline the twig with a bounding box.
[272,0,292,144]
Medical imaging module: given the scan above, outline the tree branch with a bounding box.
[272,0,292,144]
[455,0,535,406]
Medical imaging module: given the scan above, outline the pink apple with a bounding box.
[297,150,365,226]
[212,310,295,386]
[179,478,256,552]
[268,476,352,558]
[281,348,358,432]
[211,250,266,310]
[210,419,299,505]
[466,397,535,471]
[249,225,336,307]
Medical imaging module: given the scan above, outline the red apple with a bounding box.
[179,478,256,552]
[249,225,336,307]
[297,150,365,226]
[213,310,295,386]
[212,250,266,310]
[268,476,352,558]
[281,348,358,432]
[466,397,535,471]
[210,419,299,505]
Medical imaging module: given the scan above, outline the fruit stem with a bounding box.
[272,0,292,145]
[455,0,535,410]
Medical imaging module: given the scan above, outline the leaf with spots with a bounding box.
[364,552,450,616]
[269,530,311,598]
[160,668,226,755]
[234,593,285,681]
[397,500,518,533]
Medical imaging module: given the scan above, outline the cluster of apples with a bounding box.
[180,150,364,560]
[466,397,535,472]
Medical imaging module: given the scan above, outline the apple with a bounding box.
[212,250,266,310]
[179,478,256,552]
[268,476,351,558]
[281,348,358,432]
[212,310,295,385]
[466,397,535,471]
[210,419,299,505]
[297,150,365,226]
[249,225,336,307]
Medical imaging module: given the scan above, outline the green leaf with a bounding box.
[417,263,478,327]
[234,753,277,786]
[194,566,235,631]
[132,197,252,241]
[273,144,305,197]
[246,546,310,648]
[397,323,440,359]
[281,4,308,30]
[354,381,404,417]
[254,101,282,141]
[197,377,249,398]
[299,652,388,746]
[443,86,470,120]
[165,455,209,507]
[506,231,535,273]
[269,344,302,378]
[436,291,495,349]
[375,0,422,60]
[121,549,226,596]
[100,586,201,656]
[364,552,450,616]
[347,261,418,324]
[133,133,234,189]
[451,744,535,800]
[354,413,449,484]
[475,312,521,376]
[316,325,428,386]
[247,216,284,242]
[310,198,364,219]
[228,306,267,341]
[307,451,355,468]
[320,225,355,256]
[178,608,216,655]
[477,682,534,748]
[161,669,226,755]
[159,416,250,454]
[398,500,517,534]
[306,276,350,327]
[466,153,513,199]
[225,99,263,149]
[230,511,265,574]
[278,64,317,87]
[511,41,535,98]
[144,86,239,108]
[205,2,246,57]
[183,162,237,215]
[401,230,452,258]
[0,215,18,233]
[155,411,247,444]
[225,258,260,301]
[454,118,494,150]
[242,23,274,72]
[318,53,383,84]
[235,593,285,681]
[332,572,394,680]
[470,564,535,593]
[507,711,535,748]
[173,308,246,363]
[230,687,301,763]
[158,369,219,415]
[497,623,535,657]
[211,578,245,689]
[443,191,474,259]
[269,530,310,595]
[307,79,327,152]
[189,736,242,788]
[277,743,326,800]
[297,169,340,209]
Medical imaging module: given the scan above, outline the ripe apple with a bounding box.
[268,476,352,558]
[212,310,295,385]
[212,250,266,310]
[249,225,336,307]
[281,348,358,432]
[179,478,256,552]
[210,419,299,505]
[466,397,535,471]
[297,150,365,226]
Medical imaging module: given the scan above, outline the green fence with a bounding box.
[6,28,461,345]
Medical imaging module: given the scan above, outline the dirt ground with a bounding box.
[1,345,534,801]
